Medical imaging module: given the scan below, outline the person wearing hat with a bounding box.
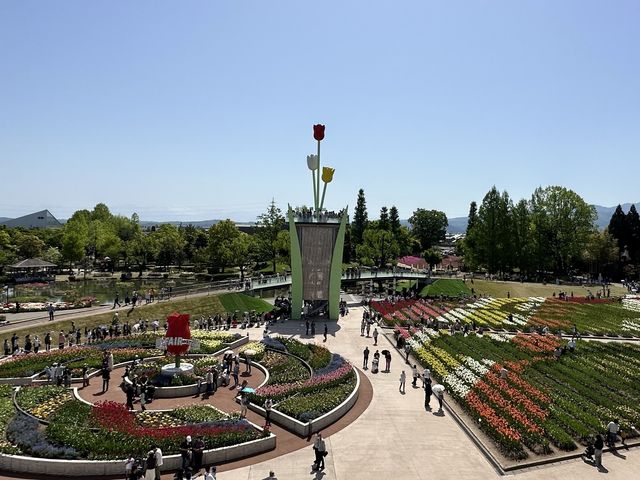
[180,435,193,472]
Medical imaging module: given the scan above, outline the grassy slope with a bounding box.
[218,293,273,313]
[471,279,628,298]
[420,279,471,297]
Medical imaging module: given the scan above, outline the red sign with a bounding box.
[165,312,191,356]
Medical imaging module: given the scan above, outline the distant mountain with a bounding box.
[0,217,10,223]
[442,203,640,234]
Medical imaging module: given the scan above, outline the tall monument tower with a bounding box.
[288,125,347,320]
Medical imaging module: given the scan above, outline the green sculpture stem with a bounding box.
[316,140,321,220]
[175,354,181,368]
[319,181,328,212]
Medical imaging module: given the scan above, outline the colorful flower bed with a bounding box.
[94,330,240,354]
[371,298,451,327]
[0,347,163,379]
[410,328,640,459]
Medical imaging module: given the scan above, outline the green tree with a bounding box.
[229,232,255,280]
[583,229,619,277]
[511,199,532,275]
[608,205,628,254]
[207,220,241,272]
[153,224,185,268]
[627,205,640,264]
[356,228,399,267]
[61,219,88,265]
[15,232,46,258]
[126,231,158,275]
[379,207,390,231]
[0,229,17,270]
[389,206,401,236]
[423,247,443,270]
[351,189,369,256]
[473,187,512,273]
[462,201,480,270]
[408,208,448,251]
[530,186,596,274]
[255,200,286,273]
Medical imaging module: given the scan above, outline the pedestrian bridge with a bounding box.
[249,269,431,291]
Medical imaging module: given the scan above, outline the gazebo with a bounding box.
[8,258,57,283]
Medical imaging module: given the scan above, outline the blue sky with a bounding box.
[1,1,638,222]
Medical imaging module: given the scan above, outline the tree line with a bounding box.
[462,185,640,279]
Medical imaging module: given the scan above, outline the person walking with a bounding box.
[264,397,273,426]
[180,435,193,472]
[366,322,371,337]
[232,362,240,387]
[112,292,121,309]
[44,332,51,352]
[323,323,328,342]
[594,433,604,470]
[606,419,620,447]
[362,346,369,370]
[192,435,205,476]
[240,393,249,418]
[372,327,379,346]
[48,303,55,321]
[424,378,432,409]
[33,335,40,354]
[399,370,406,394]
[404,343,411,364]
[436,388,444,411]
[422,367,431,387]
[312,432,327,471]
[360,318,366,336]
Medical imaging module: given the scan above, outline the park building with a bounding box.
[0,209,62,229]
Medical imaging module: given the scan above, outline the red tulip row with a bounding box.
[512,333,561,353]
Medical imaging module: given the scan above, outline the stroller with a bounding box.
[582,438,595,462]
[371,356,379,374]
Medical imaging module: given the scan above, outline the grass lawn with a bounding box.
[420,279,471,297]
[0,293,273,343]
[218,293,274,314]
[395,280,418,292]
[256,261,290,274]
[471,279,628,298]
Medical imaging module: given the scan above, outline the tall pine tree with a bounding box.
[608,205,628,253]
[379,206,390,231]
[351,189,369,256]
[389,206,401,235]
[627,205,640,264]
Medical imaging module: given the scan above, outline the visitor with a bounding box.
[435,388,444,411]
[82,364,89,387]
[232,362,240,387]
[58,331,65,350]
[33,335,40,353]
[404,342,411,364]
[372,327,378,345]
[144,449,156,480]
[606,419,620,447]
[323,323,328,342]
[203,466,217,480]
[384,350,391,372]
[422,367,431,386]
[240,393,250,418]
[153,445,163,480]
[101,366,110,392]
[3,340,9,356]
[399,370,406,394]
[500,367,508,379]
[126,384,135,410]
[372,350,380,374]
[594,434,604,470]
[180,435,193,472]
[312,432,327,471]
[362,346,369,369]
[192,435,205,475]
[125,455,135,480]
[264,397,273,426]
[411,364,419,387]
[206,369,214,395]
[424,377,432,409]
[48,303,55,321]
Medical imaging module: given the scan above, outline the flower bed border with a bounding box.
[246,362,360,438]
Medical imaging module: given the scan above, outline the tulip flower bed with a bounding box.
[410,328,640,461]
[239,341,266,361]
[93,330,240,354]
[0,347,162,379]
[16,386,73,420]
[371,298,451,327]
[40,400,262,459]
[272,337,332,370]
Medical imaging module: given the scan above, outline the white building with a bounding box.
[0,210,62,229]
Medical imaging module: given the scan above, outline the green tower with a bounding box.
[289,125,347,320]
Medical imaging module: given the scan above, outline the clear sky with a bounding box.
[1,1,639,222]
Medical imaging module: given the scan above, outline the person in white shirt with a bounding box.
[422,368,431,386]
[153,445,163,480]
[607,419,621,447]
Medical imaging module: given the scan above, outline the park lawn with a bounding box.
[218,293,274,314]
[420,279,471,297]
[395,280,418,292]
[471,279,627,299]
[1,294,227,343]
[256,261,290,274]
